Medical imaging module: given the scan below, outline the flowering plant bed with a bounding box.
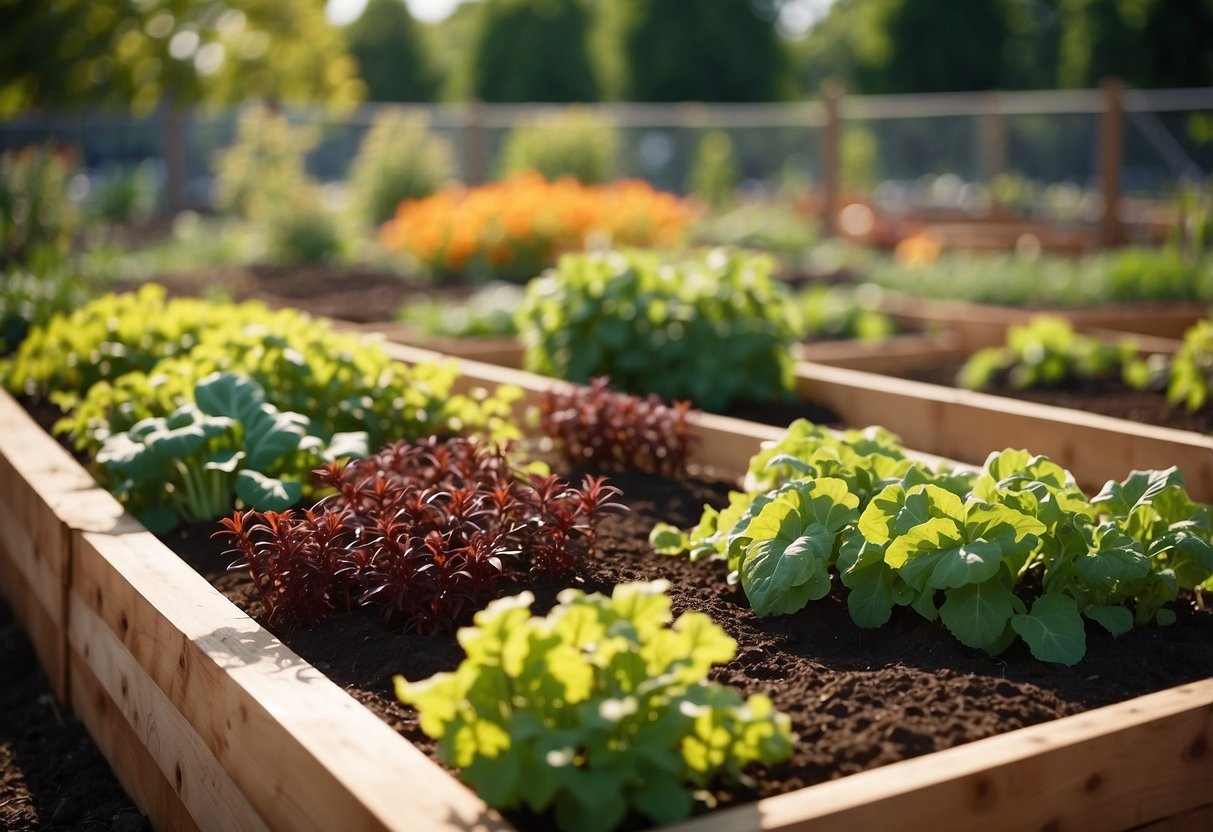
[1,344,1211,832]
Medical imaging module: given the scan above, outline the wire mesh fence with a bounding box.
[1,86,1210,213]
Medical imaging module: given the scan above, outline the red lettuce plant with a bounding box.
[216,436,625,633]
[539,377,696,476]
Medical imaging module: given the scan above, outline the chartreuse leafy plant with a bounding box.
[98,372,367,533]
[0,284,520,456]
[957,315,1140,391]
[395,581,792,832]
[517,248,803,410]
[1167,319,1213,411]
[652,420,1213,666]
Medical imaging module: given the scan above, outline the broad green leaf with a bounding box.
[939,579,1015,651]
[844,560,896,628]
[741,527,834,616]
[242,404,307,470]
[1075,528,1150,590]
[195,371,266,423]
[1085,604,1132,637]
[928,539,1007,590]
[203,449,245,473]
[649,522,689,555]
[858,483,906,544]
[322,431,368,462]
[1011,593,1086,665]
[1092,467,1183,518]
[234,470,300,510]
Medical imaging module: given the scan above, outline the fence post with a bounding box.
[162,101,186,215]
[1098,77,1124,247]
[464,99,486,187]
[821,79,844,238]
[980,91,1006,183]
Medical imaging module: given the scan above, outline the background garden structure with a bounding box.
[2,86,1212,222]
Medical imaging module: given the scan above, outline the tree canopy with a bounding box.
[468,0,599,102]
[347,0,438,102]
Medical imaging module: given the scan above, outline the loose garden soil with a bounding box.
[898,361,1213,434]
[0,599,149,831]
[161,465,1213,830]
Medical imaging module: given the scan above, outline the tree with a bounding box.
[1059,0,1213,89]
[0,0,364,115]
[346,0,438,102]
[468,0,599,103]
[617,0,788,102]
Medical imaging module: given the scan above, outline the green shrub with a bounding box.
[259,186,344,265]
[2,284,521,455]
[85,162,160,226]
[688,130,737,208]
[213,105,316,219]
[349,111,453,224]
[0,145,76,267]
[516,248,803,410]
[957,315,1139,391]
[498,109,618,184]
[397,580,792,832]
[1167,319,1213,411]
[798,283,894,343]
[0,265,97,354]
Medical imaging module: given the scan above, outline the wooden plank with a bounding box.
[346,321,526,367]
[68,588,268,832]
[664,679,1213,832]
[1131,803,1213,832]
[797,361,1213,499]
[70,652,202,832]
[795,332,967,373]
[71,527,510,832]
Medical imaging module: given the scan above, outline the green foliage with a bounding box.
[399,283,524,337]
[469,0,599,103]
[870,250,1213,308]
[1167,319,1213,411]
[516,248,803,410]
[798,283,894,343]
[84,162,161,226]
[213,105,316,219]
[654,420,1213,665]
[258,186,344,265]
[688,131,737,209]
[1,0,363,116]
[1,284,521,455]
[349,110,454,224]
[616,0,787,102]
[0,146,76,267]
[498,109,618,184]
[692,200,820,259]
[396,581,792,832]
[97,372,367,533]
[346,0,438,103]
[0,265,97,354]
[957,316,1139,391]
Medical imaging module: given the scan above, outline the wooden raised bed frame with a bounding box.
[0,344,1209,832]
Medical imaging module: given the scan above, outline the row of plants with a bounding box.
[652,419,1213,666]
[1,275,798,830]
[956,314,1213,415]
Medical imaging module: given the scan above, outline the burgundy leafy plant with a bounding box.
[539,377,697,476]
[215,436,625,633]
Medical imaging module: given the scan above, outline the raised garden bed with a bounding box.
[1,346,1210,832]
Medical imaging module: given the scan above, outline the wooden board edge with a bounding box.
[664,679,1213,832]
[1129,802,1213,832]
[72,526,512,832]
[68,588,270,832]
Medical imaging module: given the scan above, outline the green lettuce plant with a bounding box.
[957,315,1139,391]
[516,248,803,410]
[1167,319,1213,411]
[97,372,366,532]
[653,419,1213,666]
[396,581,792,832]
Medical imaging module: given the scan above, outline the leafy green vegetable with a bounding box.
[516,247,803,410]
[396,581,792,832]
[957,315,1140,391]
[1167,319,1213,411]
[97,372,367,532]
[653,420,1213,665]
[398,282,524,338]
[797,283,895,343]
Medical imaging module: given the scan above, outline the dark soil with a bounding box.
[899,361,1213,434]
[162,466,1213,828]
[0,600,149,832]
